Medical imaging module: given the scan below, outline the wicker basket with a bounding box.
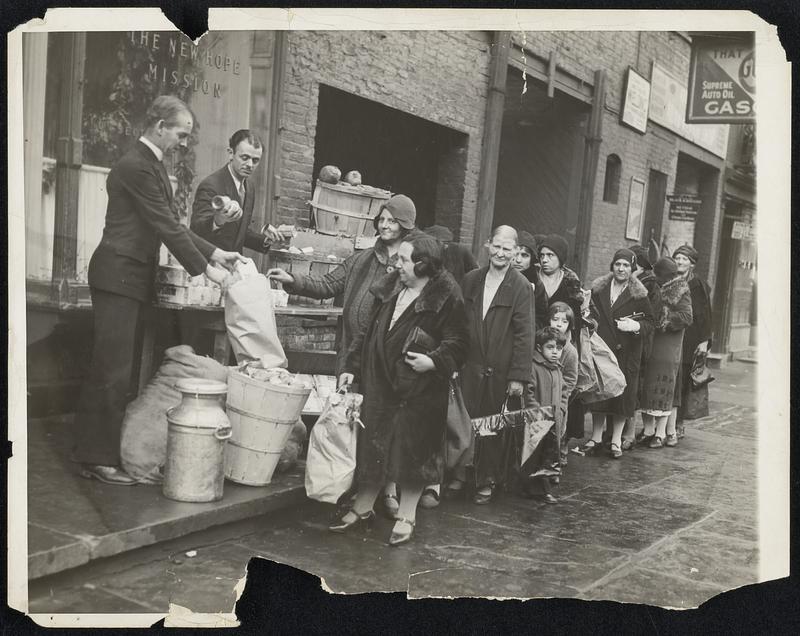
[266,250,344,306]
[310,180,391,237]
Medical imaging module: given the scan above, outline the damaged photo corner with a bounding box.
[6,6,790,629]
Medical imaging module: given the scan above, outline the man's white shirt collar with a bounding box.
[139,136,163,162]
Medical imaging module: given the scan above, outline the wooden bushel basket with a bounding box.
[266,251,344,306]
[310,180,391,237]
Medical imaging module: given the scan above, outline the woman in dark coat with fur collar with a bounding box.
[639,257,693,448]
[583,248,654,459]
[333,235,469,546]
[672,244,713,437]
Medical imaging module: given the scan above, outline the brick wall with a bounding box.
[276,316,337,352]
[278,30,492,245]
[514,31,721,288]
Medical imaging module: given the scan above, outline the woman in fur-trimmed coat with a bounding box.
[639,258,693,448]
[583,248,654,459]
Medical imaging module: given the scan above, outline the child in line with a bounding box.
[548,302,579,473]
[522,326,566,504]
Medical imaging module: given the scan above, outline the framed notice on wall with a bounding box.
[620,68,651,134]
[625,177,646,241]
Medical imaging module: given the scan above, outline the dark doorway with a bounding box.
[493,70,590,258]
[313,85,468,232]
[642,169,668,261]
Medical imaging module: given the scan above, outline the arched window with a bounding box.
[603,154,622,203]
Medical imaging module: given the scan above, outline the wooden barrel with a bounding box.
[266,250,344,306]
[310,180,391,236]
[224,370,311,486]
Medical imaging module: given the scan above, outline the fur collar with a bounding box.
[591,272,648,300]
[659,276,690,307]
[371,269,461,314]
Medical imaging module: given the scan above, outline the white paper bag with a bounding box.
[304,391,362,503]
[224,273,287,367]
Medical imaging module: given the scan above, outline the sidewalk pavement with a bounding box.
[27,361,758,612]
[27,414,306,580]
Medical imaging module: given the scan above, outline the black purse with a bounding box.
[402,326,437,355]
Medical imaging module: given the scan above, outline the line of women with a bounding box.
[313,198,711,547]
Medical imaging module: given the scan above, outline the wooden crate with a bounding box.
[310,180,391,237]
[267,250,344,306]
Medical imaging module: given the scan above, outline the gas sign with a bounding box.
[686,33,755,124]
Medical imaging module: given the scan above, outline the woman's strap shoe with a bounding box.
[388,518,416,547]
[381,493,400,519]
[79,465,137,486]
[328,509,375,533]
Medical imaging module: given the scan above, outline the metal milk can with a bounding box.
[163,378,232,503]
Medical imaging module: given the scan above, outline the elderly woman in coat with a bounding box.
[639,257,693,448]
[583,248,654,459]
[332,235,469,546]
[446,225,534,505]
[672,244,714,438]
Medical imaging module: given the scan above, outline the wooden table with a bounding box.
[138,302,343,391]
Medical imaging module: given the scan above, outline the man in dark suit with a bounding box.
[74,95,245,485]
[190,129,285,253]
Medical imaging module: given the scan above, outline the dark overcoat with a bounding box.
[460,266,535,418]
[344,270,469,485]
[675,273,713,409]
[589,272,654,417]
[534,266,584,330]
[640,275,692,411]
[635,268,663,408]
[89,141,216,302]
[190,164,266,254]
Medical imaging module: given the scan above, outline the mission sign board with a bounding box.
[686,33,755,124]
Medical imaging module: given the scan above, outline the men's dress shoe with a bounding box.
[79,465,138,486]
[664,434,678,447]
[328,509,375,533]
[543,493,559,505]
[419,488,440,509]
[388,518,415,547]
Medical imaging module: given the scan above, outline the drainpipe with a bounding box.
[264,31,287,227]
[473,31,511,256]
[52,32,86,295]
[574,69,605,282]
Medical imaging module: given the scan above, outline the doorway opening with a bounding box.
[313,85,469,233]
[493,69,591,262]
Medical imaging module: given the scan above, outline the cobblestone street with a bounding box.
[29,361,758,617]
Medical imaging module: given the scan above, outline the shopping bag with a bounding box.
[682,382,709,420]
[498,403,555,490]
[444,376,472,470]
[579,332,627,404]
[519,406,556,467]
[575,326,599,394]
[224,272,287,367]
[304,389,364,503]
[690,350,716,389]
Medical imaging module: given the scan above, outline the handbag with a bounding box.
[579,331,627,404]
[690,350,716,389]
[402,326,437,355]
[443,375,472,470]
[304,388,364,503]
